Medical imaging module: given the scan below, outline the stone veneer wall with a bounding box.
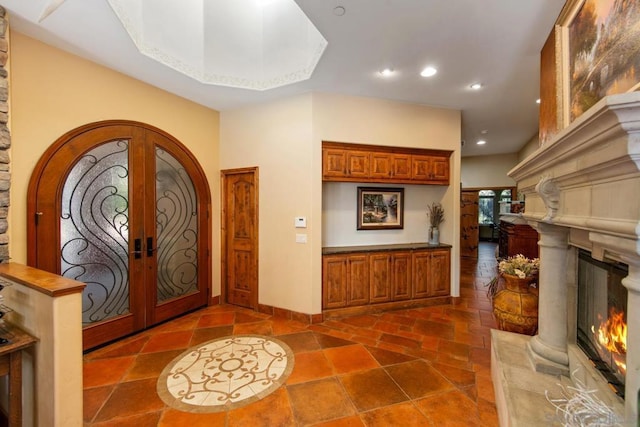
[0,7,9,262]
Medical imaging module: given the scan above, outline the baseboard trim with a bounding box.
[257,304,324,324]
[322,296,452,320]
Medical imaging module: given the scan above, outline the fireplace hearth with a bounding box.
[491,92,640,426]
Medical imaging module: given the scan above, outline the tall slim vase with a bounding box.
[428,226,440,245]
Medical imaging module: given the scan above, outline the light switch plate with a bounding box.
[294,216,307,228]
[295,233,307,243]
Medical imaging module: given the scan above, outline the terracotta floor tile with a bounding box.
[84,356,136,388]
[341,314,379,327]
[189,325,234,346]
[478,397,499,426]
[379,313,416,327]
[84,385,114,423]
[476,373,496,403]
[158,408,227,427]
[123,350,183,381]
[278,331,322,353]
[438,339,471,360]
[91,411,162,427]
[385,360,454,399]
[431,362,476,388]
[415,389,480,426]
[196,311,235,327]
[314,332,356,349]
[372,320,400,334]
[379,332,421,349]
[286,350,334,384]
[287,378,356,425]
[365,346,417,366]
[412,318,455,340]
[234,311,268,323]
[94,378,165,422]
[85,336,149,360]
[324,344,380,374]
[233,320,273,335]
[312,415,366,427]
[227,387,295,427]
[359,402,431,427]
[340,368,408,411]
[270,318,309,335]
[140,330,193,353]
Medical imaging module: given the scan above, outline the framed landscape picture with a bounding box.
[357,187,404,230]
[561,0,640,123]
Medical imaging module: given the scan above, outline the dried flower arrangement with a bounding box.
[499,254,540,279]
[427,202,445,228]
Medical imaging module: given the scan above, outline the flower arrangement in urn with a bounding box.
[426,202,444,245]
[498,254,540,279]
[492,254,541,335]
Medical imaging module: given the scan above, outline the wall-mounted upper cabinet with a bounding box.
[322,141,452,185]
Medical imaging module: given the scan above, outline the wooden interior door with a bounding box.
[222,167,259,309]
[28,121,211,350]
[460,191,480,258]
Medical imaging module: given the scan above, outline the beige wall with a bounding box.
[517,133,540,163]
[461,153,518,189]
[221,93,462,315]
[221,94,315,312]
[8,32,221,283]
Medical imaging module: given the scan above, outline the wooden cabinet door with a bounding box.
[411,155,449,184]
[370,152,392,179]
[391,154,412,180]
[460,191,479,258]
[346,150,370,179]
[428,250,451,296]
[322,255,348,309]
[411,155,432,182]
[369,253,392,303]
[430,157,450,183]
[348,255,370,306]
[391,251,412,301]
[322,148,347,178]
[412,251,430,298]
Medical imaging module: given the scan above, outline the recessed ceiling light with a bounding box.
[379,68,395,77]
[476,140,486,145]
[470,83,482,90]
[333,5,346,16]
[536,98,541,104]
[420,66,437,77]
[480,129,488,134]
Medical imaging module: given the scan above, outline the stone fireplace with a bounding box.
[491,92,640,425]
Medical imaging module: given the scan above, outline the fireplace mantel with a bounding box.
[491,92,640,426]
[510,92,640,260]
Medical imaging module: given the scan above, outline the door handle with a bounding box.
[132,238,142,259]
[146,237,156,257]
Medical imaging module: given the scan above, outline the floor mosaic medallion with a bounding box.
[156,335,294,413]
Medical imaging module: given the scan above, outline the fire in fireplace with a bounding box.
[577,250,628,398]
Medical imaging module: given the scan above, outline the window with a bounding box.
[478,190,495,225]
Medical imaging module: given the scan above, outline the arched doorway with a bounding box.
[27,121,211,350]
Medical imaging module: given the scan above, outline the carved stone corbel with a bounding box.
[535,175,560,222]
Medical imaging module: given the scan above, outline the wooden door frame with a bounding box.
[220,167,259,310]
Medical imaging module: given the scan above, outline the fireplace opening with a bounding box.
[577,250,628,398]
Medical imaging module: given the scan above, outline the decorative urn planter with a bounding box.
[492,273,538,335]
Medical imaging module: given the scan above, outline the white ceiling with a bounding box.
[2,0,565,157]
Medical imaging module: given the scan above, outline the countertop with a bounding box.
[322,242,452,255]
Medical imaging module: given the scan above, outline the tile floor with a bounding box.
[83,242,500,426]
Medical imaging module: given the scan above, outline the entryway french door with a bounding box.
[28,121,211,350]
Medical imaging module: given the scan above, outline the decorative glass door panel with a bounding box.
[155,147,198,303]
[61,140,131,325]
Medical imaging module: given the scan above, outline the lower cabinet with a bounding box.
[322,247,450,309]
